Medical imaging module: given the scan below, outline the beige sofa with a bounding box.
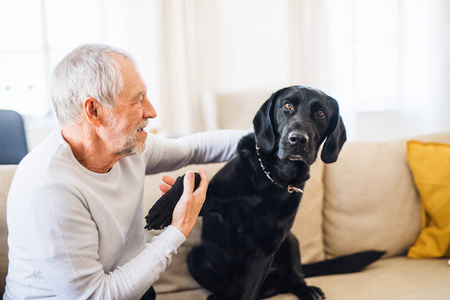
[1,132,450,299]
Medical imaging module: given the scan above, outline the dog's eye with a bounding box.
[316,110,326,118]
[284,102,293,111]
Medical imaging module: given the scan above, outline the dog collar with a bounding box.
[255,144,304,194]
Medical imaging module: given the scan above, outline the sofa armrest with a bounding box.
[0,165,18,294]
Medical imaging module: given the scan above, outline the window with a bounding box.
[0,0,98,116]
[0,1,48,115]
[325,0,402,113]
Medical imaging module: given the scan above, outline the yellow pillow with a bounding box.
[406,140,450,258]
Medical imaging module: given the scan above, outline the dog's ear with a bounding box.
[321,99,347,164]
[253,93,276,153]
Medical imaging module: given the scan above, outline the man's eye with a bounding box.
[316,110,326,118]
[284,102,293,110]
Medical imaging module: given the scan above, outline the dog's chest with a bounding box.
[236,193,300,252]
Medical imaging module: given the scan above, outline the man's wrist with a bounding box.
[160,225,186,247]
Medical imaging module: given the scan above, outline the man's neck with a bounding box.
[61,124,123,174]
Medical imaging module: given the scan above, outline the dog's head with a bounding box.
[253,86,346,165]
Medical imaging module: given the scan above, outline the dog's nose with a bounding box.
[288,131,309,145]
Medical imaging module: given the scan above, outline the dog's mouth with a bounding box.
[288,155,303,161]
[278,151,305,161]
[278,146,315,165]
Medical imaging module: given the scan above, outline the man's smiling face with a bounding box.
[105,57,157,156]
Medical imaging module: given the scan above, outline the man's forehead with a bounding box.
[112,52,132,65]
[120,62,145,88]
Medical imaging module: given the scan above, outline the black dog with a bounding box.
[146,86,384,300]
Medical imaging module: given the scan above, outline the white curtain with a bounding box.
[154,0,219,135]
[288,0,450,140]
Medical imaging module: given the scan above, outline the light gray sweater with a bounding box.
[4,128,244,299]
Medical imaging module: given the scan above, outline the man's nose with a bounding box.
[143,98,157,119]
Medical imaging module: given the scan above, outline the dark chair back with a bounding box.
[0,110,28,164]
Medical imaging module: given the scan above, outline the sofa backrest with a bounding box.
[0,165,17,294]
[323,139,422,258]
[322,132,450,259]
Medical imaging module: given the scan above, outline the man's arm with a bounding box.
[144,129,249,175]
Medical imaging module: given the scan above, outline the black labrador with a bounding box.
[146,86,384,300]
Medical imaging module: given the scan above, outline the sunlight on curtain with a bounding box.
[292,0,450,140]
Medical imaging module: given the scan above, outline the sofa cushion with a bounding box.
[406,141,450,258]
[143,160,325,294]
[323,132,450,259]
[306,257,450,300]
[291,160,325,263]
[0,165,17,294]
[157,288,299,300]
[323,139,422,258]
[155,257,450,300]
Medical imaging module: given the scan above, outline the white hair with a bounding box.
[51,43,135,127]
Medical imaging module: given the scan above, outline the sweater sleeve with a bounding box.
[145,129,249,175]
[22,185,185,300]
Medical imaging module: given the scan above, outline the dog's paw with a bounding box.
[144,173,200,230]
[297,286,325,300]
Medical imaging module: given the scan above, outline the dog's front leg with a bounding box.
[240,254,274,300]
[283,234,325,300]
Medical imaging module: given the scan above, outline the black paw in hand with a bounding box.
[145,172,201,230]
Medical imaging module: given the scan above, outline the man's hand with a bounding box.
[144,168,208,236]
[159,175,176,195]
[171,168,208,237]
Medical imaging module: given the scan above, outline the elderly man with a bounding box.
[4,44,244,299]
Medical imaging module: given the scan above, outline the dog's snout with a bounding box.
[288,131,309,145]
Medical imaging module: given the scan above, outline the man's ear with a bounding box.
[83,97,103,128]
